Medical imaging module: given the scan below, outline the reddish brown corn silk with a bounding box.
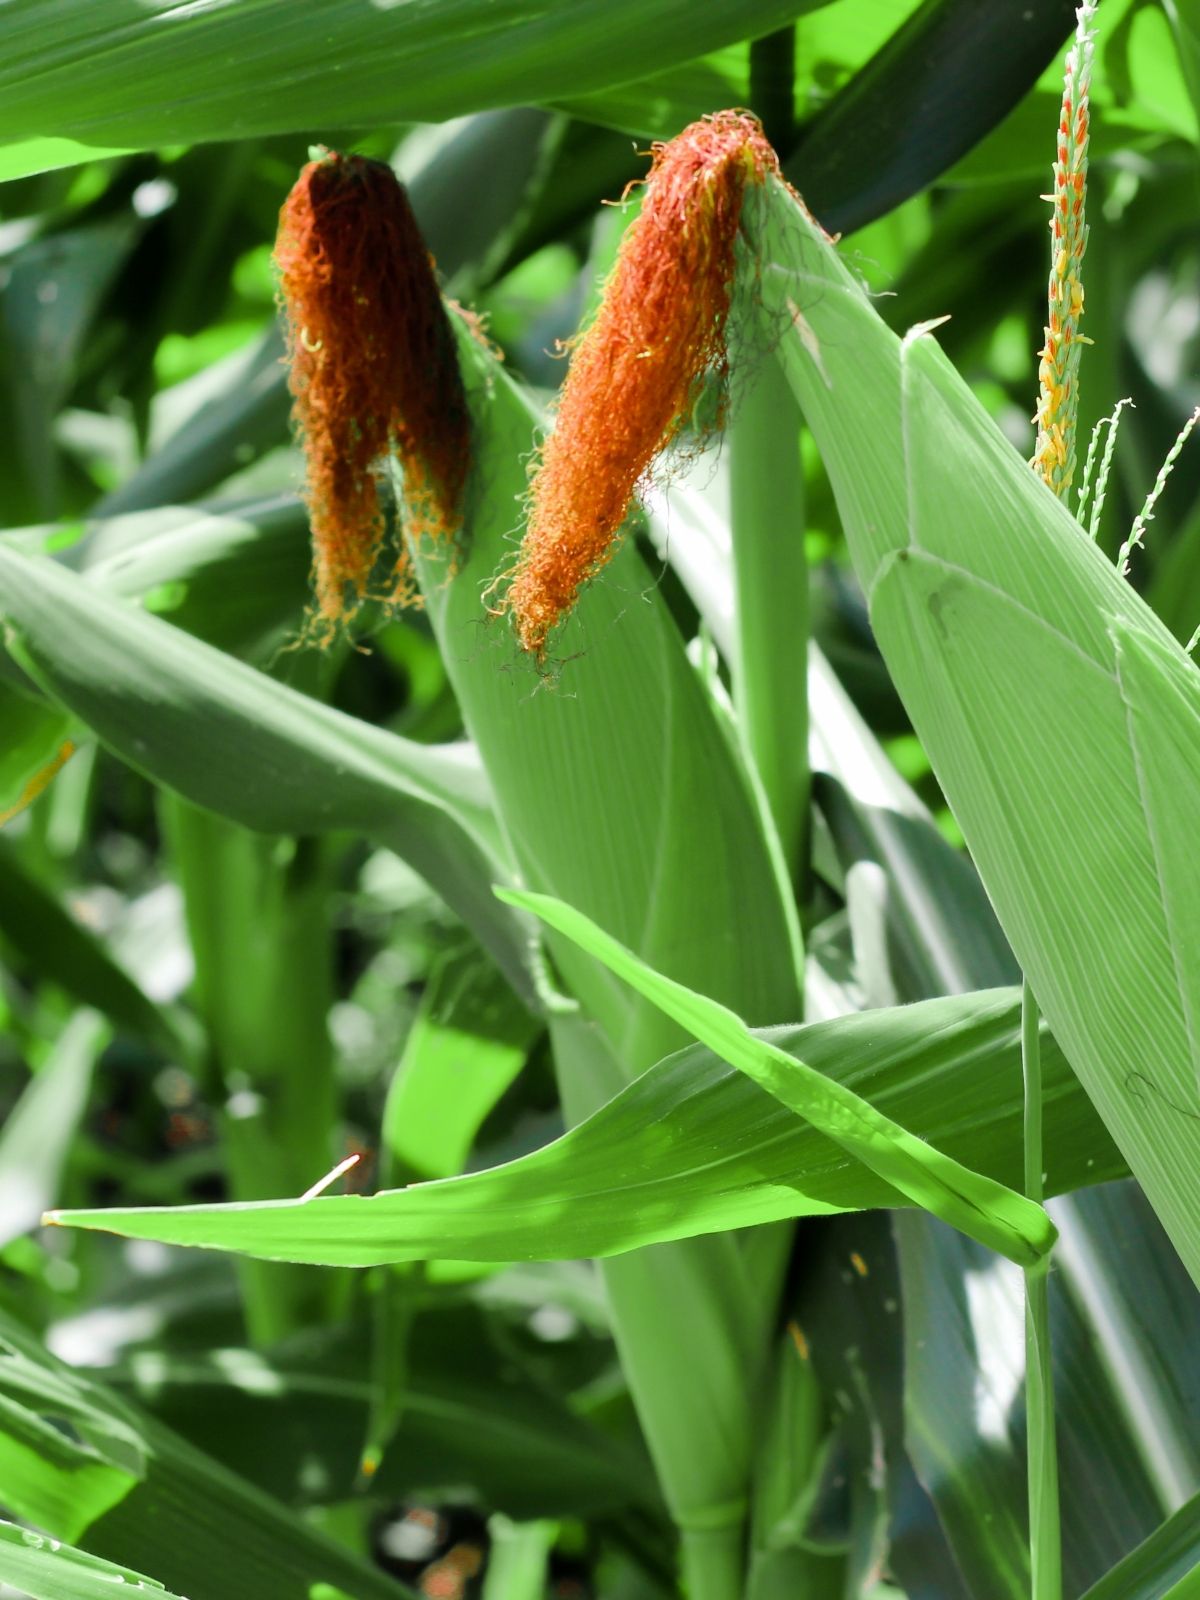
[505,111,778,656]
[275,150,469,628]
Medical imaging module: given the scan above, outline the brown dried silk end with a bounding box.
[504,111,779,657]
[275,150,469,631]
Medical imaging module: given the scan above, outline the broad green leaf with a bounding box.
[757,172,1200,1285]
[0,138,131,182]
[501,888,1055,1266]
[0,0,821,152]
[867,544,1200,1270]
[1113,624,1200,1097]
[1052,1184,1200,1519]
[0,542,531,1002]
[796,1184,1200,1600]
[0,1520,185,1600]
[47,987,1106,1268]
[0,1308,417,1600]
[893,1203,1182,1599]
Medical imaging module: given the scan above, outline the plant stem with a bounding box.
[163,796,339,1345]
[551,1015,756,1600]
[729,351,810,896]
[1022,979,1061,1600]
[682,1524,747,1600]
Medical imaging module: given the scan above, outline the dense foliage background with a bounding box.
[2,3,1200,1598]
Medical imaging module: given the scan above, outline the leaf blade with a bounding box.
[499,888,1054,1265]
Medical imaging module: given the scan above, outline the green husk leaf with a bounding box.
[757,171,1200,1285]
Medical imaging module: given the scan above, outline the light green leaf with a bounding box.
[381,943,536,1185]
[499,888,1055,1266]
[0,678,74,824]
[0,1521,183,1600]
[0,137,131,182]
[0,1329,144,1542]
[757,172,1200,1285]
[48,988,1115,1267]
[0,543,530,1001]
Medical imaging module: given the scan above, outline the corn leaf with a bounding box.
[0,1327,143,1543]
[0,0,822,155]
[0,1308,417,1600]
[0,542,531,1001]
[0,1521,186,1600]
[758,174,1200,1286]
[500,888,1054,1265]
[1080,1491,1200,1600]
[0,1011,106,1247]
[109,1307,659,1522]
[48,986,1106,1267]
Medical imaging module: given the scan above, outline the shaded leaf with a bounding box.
[0,1307,418,1600]
[0,543,531,1002]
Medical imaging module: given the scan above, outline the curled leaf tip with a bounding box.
[275,149,470,633]
[498,111,780,657]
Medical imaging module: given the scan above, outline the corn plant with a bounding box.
[2,3,1200,1599]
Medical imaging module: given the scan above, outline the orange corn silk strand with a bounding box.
[275,151,469,627]
[506,112,779,656]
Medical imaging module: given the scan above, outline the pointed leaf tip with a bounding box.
[499,886,1056,1267]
